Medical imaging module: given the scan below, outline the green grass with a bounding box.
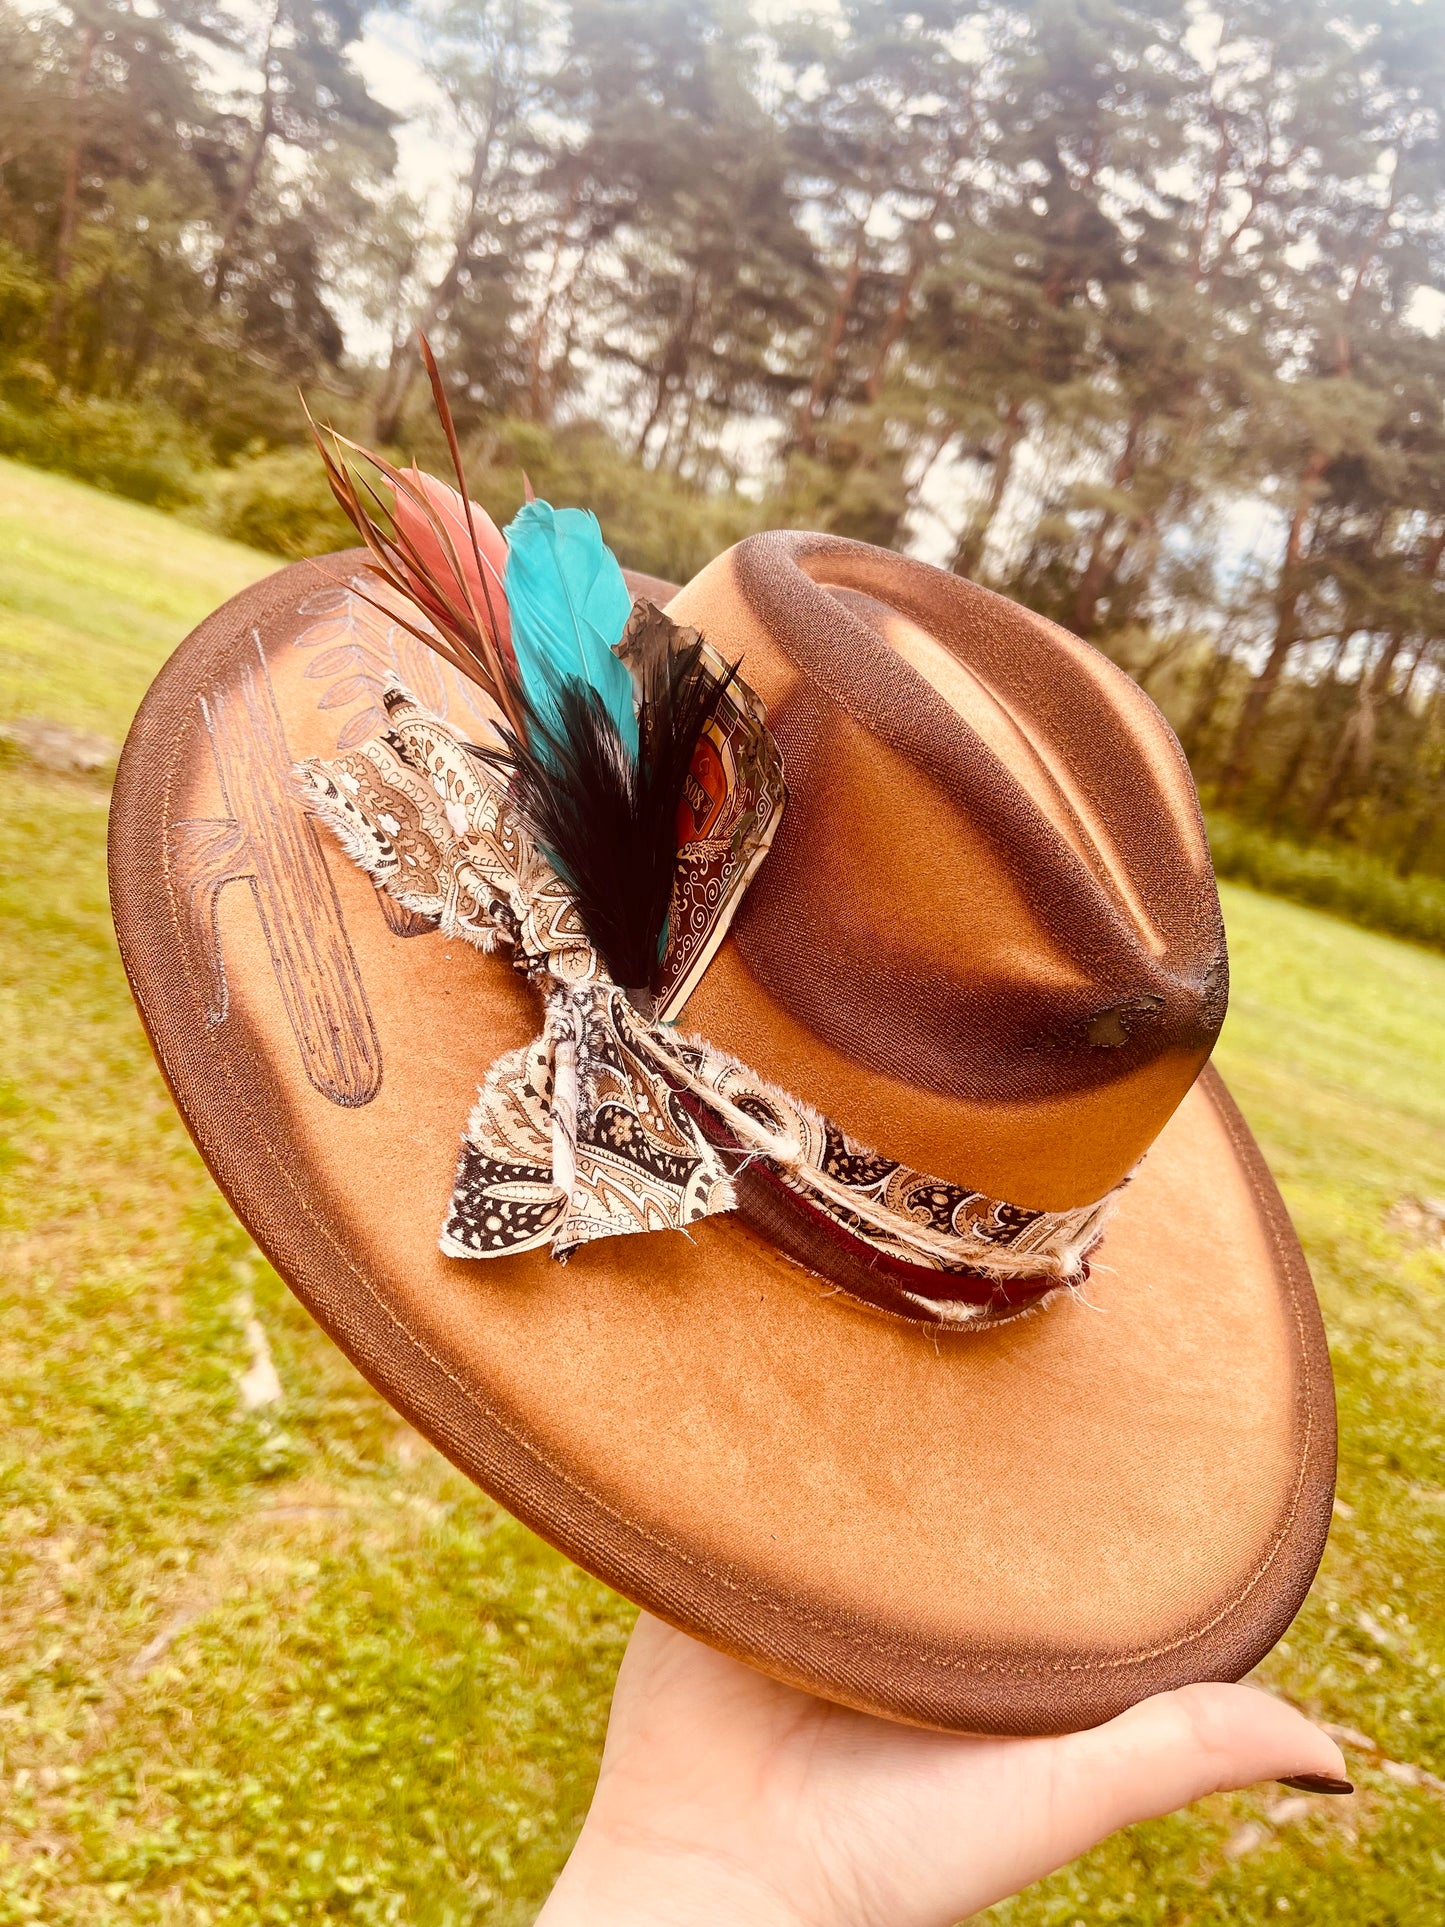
[990,895,1445,1926]
[1,465,1443,1925]
[0,457,265,742]
[1206,812,1445,956]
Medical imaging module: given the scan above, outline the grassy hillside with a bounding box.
[1,463,1443,1925]
[0,458,270,743]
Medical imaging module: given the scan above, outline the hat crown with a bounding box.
[669,531,1227,1213]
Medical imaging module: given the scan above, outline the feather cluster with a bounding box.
[305,334,734,999]
[493,601,735,996]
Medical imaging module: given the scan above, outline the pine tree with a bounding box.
[1217,0,1445,800]
[369,0,554,442]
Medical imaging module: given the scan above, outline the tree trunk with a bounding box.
[1180,636,1237,764]
[1218,446,1328,801]
[1265,722,1316,825]
[903,422,955,509]
[635,274,702,461]
[210,106,274,306]
[795,210,870,456]
[370,135,495,443]
[950,397,1023,578]
[47,18,98,348]
[210,0,281,308]
[1071,516,1117,638]
[1311,521,1445,829]
[862,258,918,406]
[1306,633,1400,833]
[1216,162,1403,799]
[1397,788,1442,878]
[1261,627,1355,826]
[1191,103,1230,281]
[1072,414,1144,637]
[372,280,451,443]
[863,170,957,405]
[1216,601,1301,804]
[1397,640,1429,705]
[663,376,703,476]
[525,177,584,423]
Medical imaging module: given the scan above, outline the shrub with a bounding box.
[0,392,205,507]
[197,447,355,558]
[478,420,770,586]
[200,418,777,582]
[1206,813,1445,953]
[0,241,48,343]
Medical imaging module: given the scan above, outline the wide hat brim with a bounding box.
[109,552,1335,1737]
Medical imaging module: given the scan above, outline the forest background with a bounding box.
[3,0,1445,902]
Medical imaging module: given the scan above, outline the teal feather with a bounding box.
[504,500,637,756]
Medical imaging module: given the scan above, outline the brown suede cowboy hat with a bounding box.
[108,524,1334,1737]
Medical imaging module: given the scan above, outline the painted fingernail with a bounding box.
[1278,1774,1354,1795]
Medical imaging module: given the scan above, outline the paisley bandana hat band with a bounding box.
[297,683,1125,1330]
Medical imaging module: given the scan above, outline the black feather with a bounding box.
[490,602,735,995]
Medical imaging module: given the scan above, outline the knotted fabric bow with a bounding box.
[297,687,1120,1301]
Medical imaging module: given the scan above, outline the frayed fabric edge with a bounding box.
[295,765,504,956]
[658,1019,1132,1288]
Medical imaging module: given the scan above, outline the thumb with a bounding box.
[1043,1682,1349,1856]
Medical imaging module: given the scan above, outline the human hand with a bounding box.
[537,1612,1349,1927]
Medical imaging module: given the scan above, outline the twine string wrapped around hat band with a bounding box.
[296,687,1127,1326]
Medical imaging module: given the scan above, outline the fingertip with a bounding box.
[1278,1773,1354,1796]
[1053,1682,1349,1842]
